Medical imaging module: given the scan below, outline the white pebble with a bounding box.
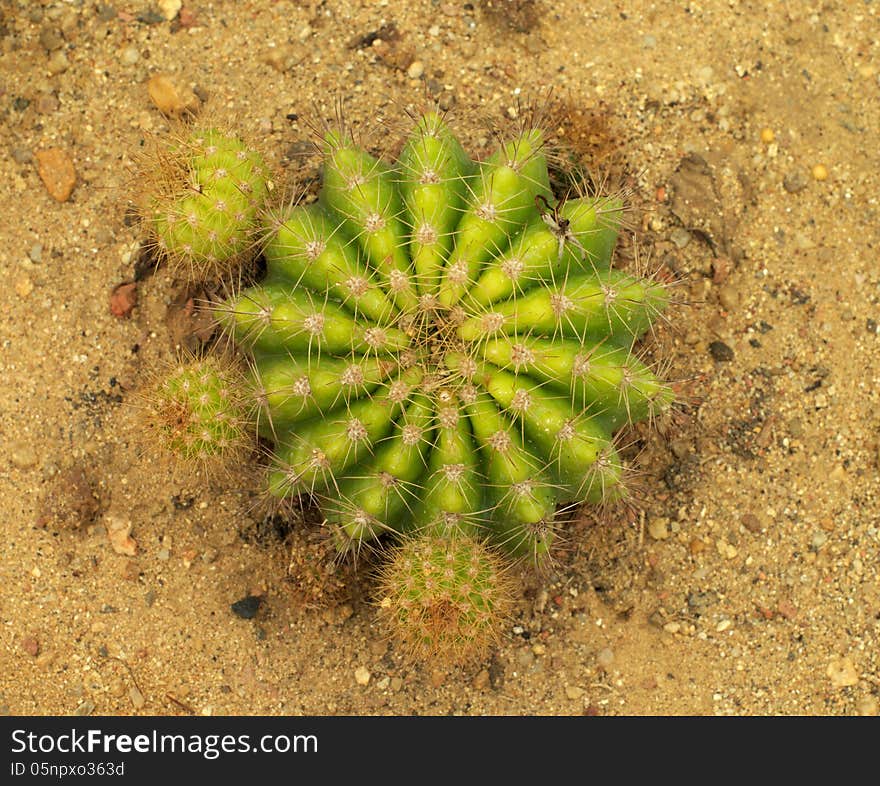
[648,517,669,540]
[354,666,371,686]
[158,0,182,21]
[827,657,859,688]
[407,61,424,79]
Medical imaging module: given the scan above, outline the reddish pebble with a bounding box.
[776,600,799,620]
[179,7,199,27]
[35,148,76,202]
[22,635,40,657]
[110,282,138,318]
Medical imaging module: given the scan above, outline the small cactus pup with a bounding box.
[377,532,513,663]
[141,124,271,282]
[216,108,674,661]
[143,353,254,477]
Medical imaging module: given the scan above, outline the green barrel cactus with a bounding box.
[142,109,673,661]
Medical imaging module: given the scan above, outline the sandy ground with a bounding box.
[1,0,878,717]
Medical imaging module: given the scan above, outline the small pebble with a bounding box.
[158,0,182,20]
[812,163,828,181]
[709,341,734,362]
[230,595,262,619]
[471,669,490,690]
[121,46,140,64]
[148,74,196,117]
[741,513,763,533]
[35,465,99,529]
[21,636,40,657]
[354,666,371,686]
[776,601,798,620]
[407,60,424,79]
[760,128,775,144]
[28,243,43,263]
[827,657,859,688]
[35,148,77,202]
[39,27,64,51]
[565,685,584,700]
[47,50,70,75]
[670,228,691,249]
[648,517,669,540]
[179,7,199,28]
[596,648,615,670]
[74,701,96,717]
[15,276,33,298]
[430,669,445,688]
[715,619,732,633]
[718,285,740,311]
[110,282,138,318]
[106,516,138,556]
[856,696,879,716]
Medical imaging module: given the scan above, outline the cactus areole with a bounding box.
[215,111,673,563]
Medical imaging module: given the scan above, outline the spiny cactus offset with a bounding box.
[145,354,251,473]
[142,107,674,662]
[144,126,271,282]
[377,532,513,662]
